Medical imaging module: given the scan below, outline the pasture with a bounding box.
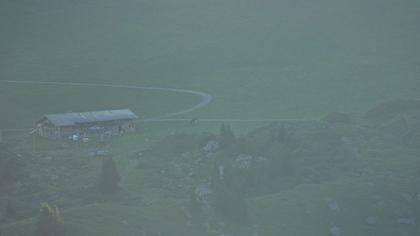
[1,0,419,235]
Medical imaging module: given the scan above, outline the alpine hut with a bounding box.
[35,109,138,139]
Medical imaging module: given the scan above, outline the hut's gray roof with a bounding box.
[40,109,138,126]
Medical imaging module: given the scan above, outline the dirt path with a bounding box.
[0,79,213,130]
[0,79,315,132]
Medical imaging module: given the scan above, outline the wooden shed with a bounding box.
[35,109,138,139]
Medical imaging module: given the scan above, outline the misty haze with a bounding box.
[1,0,419,235]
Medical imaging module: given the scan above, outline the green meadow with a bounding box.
[1,0,420,235]
[1,0,420,128]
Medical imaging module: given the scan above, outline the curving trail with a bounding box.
[0,79,213,128]
[0,80,311,183]
[0,79,314,132]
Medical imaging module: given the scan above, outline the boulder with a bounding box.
[202,140,219,153]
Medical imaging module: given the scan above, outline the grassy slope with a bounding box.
[2,132,419,236]
[1,0,420,128]
[251,147,420,235]
[1,0,420,235]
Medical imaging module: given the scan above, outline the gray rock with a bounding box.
[194,184,212,209]
[218,165,224,179]
[29,174,41,180]
[330,226,341,236]
[234,154,267,169]
[366,216,377,225]
[202,140,219,153]
[373,200,385,208]
[120,220,129,225]
[50,174,59,181]
[397,217,416,225]
[401,193,413,202]
[325,198,340,212]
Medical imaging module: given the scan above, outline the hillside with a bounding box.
[1,100,420,235]
[1,0,419,235]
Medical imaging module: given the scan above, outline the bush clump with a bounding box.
[219,124,236,149]
[0,144,22,190]
[35,202,64,236]
[98,157,121,193]
[210,164,249,225]
[4,199,15,220]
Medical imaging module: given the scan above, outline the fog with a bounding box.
[1,0,419,235]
